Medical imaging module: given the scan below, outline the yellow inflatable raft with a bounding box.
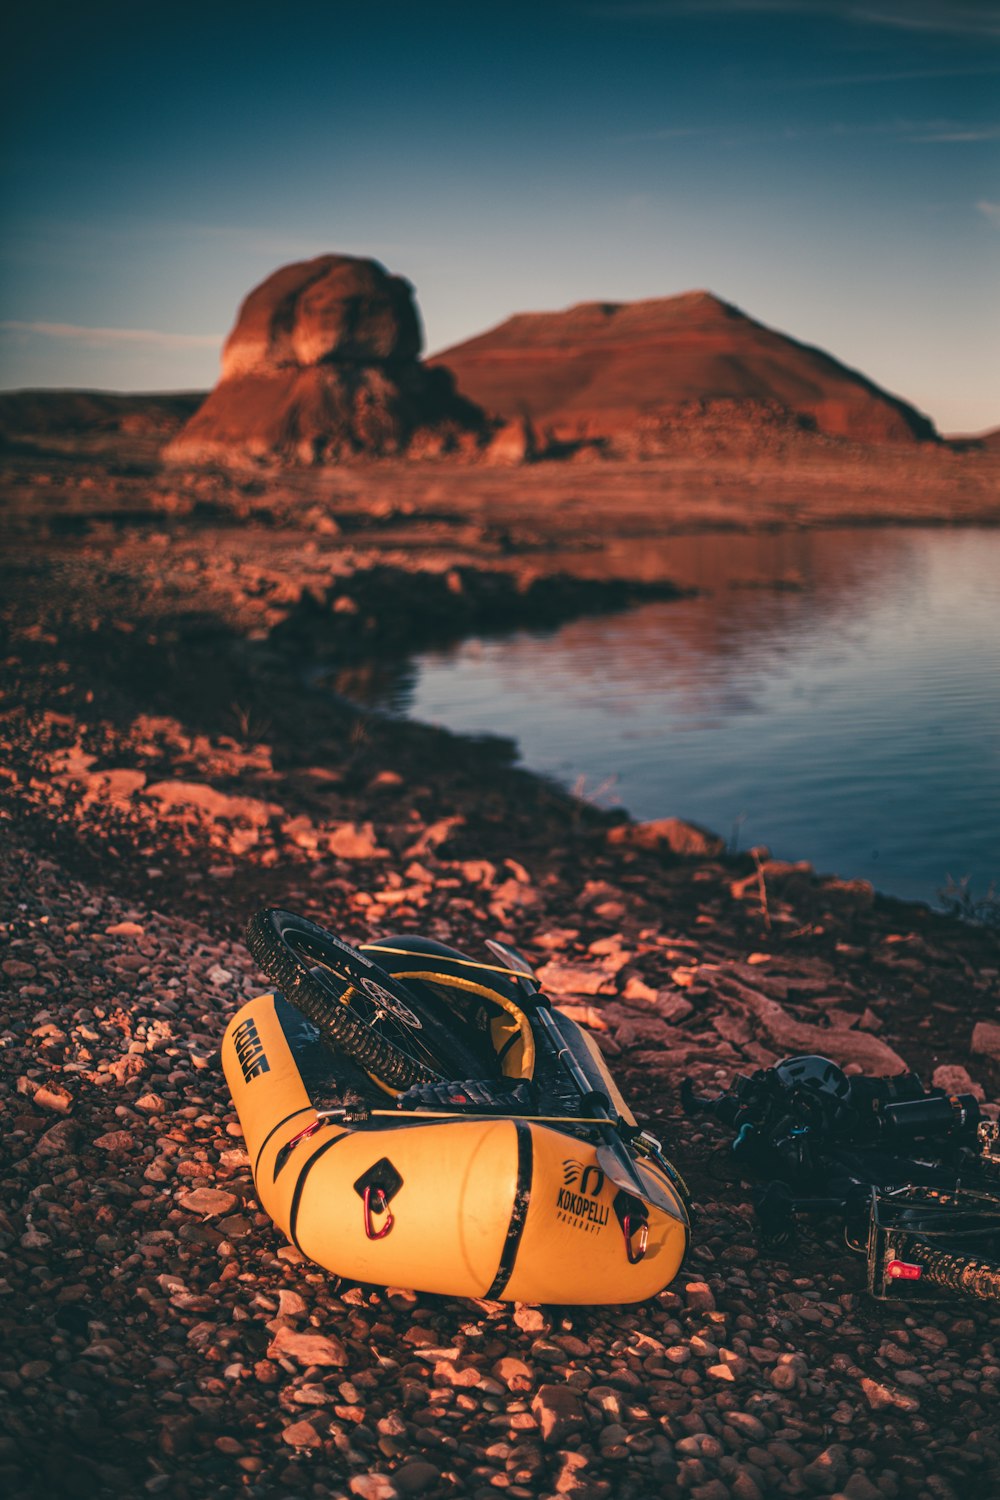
[223,984,689,1304]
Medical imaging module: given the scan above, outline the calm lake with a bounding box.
[373,527,1000,909]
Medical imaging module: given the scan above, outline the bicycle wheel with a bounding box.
[245,909,487,1091]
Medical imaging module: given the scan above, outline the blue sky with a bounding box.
[1,0,998,431]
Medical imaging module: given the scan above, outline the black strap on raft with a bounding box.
[396,1078,539,1114]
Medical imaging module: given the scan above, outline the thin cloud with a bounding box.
[0,321,222,350]
[590,2,1000,39]
[611,117,1000,146]
[781,64,1000,87]
[977,200,1000,227]
[908,125,1000,141]
[852,3,1000,39]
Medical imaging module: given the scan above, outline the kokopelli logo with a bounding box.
[561,1159,605,1197]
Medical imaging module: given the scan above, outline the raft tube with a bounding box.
[222,992,689,1304]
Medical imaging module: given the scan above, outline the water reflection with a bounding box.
[368,527,1000,907]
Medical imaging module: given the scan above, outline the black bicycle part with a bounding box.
[245,909,489,1091]
[867,1185,1000,1301]
[396,1077,539,1114]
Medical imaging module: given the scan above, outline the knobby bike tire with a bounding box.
[909,1241,1000,1302]
[246,909,442,1091]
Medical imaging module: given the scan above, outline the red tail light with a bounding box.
[886,1259,923,1281]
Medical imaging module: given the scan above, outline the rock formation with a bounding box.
[165,256,486,465]
[430,290,939,452]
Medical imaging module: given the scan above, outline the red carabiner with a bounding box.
[623,1212,649,1264]
[363,1185,394,1240]
[286,1118,323,1151]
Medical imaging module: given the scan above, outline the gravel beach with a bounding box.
[2,458,999,1499]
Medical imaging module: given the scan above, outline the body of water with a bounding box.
[372,527,1000,908]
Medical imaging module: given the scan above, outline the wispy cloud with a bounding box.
[977,200,1000,227]
[851,3,1000,39]
[0,321,222,350]
[781,64,1000,88]
[611,117,1000,146]
[590,2,1000,39]
[908,124,1000,141]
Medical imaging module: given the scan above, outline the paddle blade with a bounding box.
[595,1143,686,1222]
[485,939,537,980]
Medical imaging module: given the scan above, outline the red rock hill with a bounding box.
[430,291,938,450]
[165,256,486,465]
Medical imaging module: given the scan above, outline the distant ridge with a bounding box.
[431,291,939,449]
[0,389,203,450]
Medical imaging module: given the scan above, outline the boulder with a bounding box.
[165,254,487,466]
[931,1063,985,1101]
[971,1020,1000,1063]
[482,415,537,465]
[608,816,725,857]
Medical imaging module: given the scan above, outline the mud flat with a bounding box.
[2,451,999,1499]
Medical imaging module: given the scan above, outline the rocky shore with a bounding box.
[2,458,999,1500]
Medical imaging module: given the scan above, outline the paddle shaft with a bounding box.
[531,1005,655,1206]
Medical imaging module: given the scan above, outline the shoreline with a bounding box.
[2,450,1000,1497]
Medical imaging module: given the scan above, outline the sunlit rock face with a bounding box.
[166,255,486,465]
[430,291,940,453]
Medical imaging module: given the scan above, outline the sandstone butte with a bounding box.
[429,289,940,451]
[164,255,487,466]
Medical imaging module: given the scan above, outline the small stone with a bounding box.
[726,1412,766,1441]
[433,1358,480,1388]
[267,1325,348,1367]
[94,1130,135,1152]
[842,1474,882,1500]
[33,1119,77,1157]
[281,1419,322,1449]
[801,1443,849,1493]
[685,1281,716,1312]
[514,1304,549,1333]
[327,821,383,860]
[105,921,145,937]
[859,1377,918,1412]
[971,1020,1000,1062]
[493,1356,534,1391]
[4,959,37,978]
[393,1460,440,1495]
[177,1187,238,1216]
[349,1476,399,1500]
[657,992,695,1023]
[531,1383,585,1444]
[32,1085,73,1115]
[277,1288,307,1318]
